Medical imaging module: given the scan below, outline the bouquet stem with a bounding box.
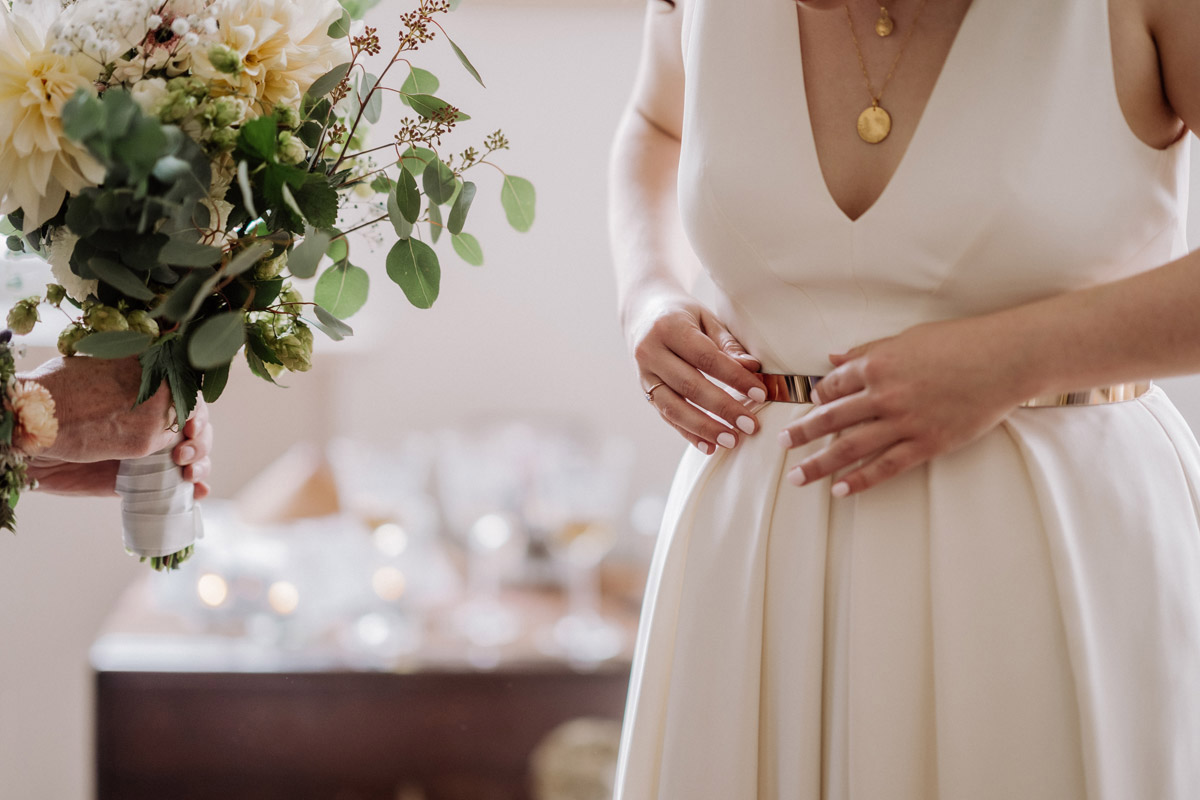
[116,438,203,572]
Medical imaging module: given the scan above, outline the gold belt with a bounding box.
[758,374,1152,408]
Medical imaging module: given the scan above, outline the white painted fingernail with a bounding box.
[777,431,792,448]
[748,387,767,403]
[717,432,737,449]
[831,481,850,498]
[697,441,712,455]
[736,415,756,434]
[788,467,806,486]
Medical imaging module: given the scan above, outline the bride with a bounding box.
[611,0,1200,797]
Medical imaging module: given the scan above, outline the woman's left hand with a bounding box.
[778,318,1030,496]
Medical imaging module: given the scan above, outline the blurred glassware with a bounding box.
[528,435,635,664]
[451,511,529,650]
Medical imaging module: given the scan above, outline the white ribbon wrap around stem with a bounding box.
[116,439,204,558]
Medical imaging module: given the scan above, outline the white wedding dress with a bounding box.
[614,0,1200,797]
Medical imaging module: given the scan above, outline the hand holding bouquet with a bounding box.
[0,0,535,569]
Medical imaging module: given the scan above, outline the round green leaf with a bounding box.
[400,68,440,105]
[387,191,413,239]
[187,311,246,369]
[386,238,440,309]
[422,159,457,205]
[326,236,349,264]
[314,263,370,319]
[395,169,421,223]
[451,233,483,266]
[288,230,331,279]
[447,181,476,235]
[500,175,536,232]
[400,146,435,177]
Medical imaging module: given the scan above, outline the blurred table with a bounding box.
[92,578,641,800]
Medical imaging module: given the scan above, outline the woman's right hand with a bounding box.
[625,285,768,454]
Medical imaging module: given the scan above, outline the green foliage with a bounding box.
[500,175,536,232]
[314,263,370,319]
[400,146,436,177]
[448,181,476,235]
[137,336,200,424]
[74,331,154,359]
[338,0,382,20]
[307,63,351,100]
[427,201,444,244]
[387,238,440,309]
[451,232,484,266]
[423,159,457,206]
[400,68,440,105]
[187,311,246,369]
[395,170,422,223]
[289,230,332,279]
[445,33,485,87]
[408,94,470,123]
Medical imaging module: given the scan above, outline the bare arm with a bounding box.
[612,0,767,455]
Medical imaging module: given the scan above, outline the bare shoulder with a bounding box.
[628,0,688,141]
[1114,0,1191,146]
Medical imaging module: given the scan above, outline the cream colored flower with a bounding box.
[0,9,106,232]
[195,0,350,111]
[45,230,97,303]
[8,379,58,456]
[129,76,170,116]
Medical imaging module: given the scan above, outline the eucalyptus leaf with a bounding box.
[428,202,443,243]
[400,146,436,177]
[314,262,370,319]
[447,180,476,235]
[400,68,440,106]
[451,232,484,266]
[386,238,440,309]
[154,271,215,322]
[281,183,305,223]
[289,230,332,279]
[307,63,351,99]
[187,311,246,370]
[358,72,383,124]
[500,175,536,232]
[0,217,17,237]
[223,241,273,277]
[314,305,354,337]
[304,314,345,342]
[327,236,349,264]
[74,331,154,359]
[160,239,223,267]
[407,94,470,123]
[88,257,155,301]
[396,169,421,223]
[387,191,413,239]
[327,9,351,38]
[445,33,485,87]
[422,159,457,205]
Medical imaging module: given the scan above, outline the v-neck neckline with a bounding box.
[792,0,982,224]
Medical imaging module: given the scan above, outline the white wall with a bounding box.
[6,3,1200,798]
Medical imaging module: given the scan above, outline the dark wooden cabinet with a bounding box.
[95,667,630,800]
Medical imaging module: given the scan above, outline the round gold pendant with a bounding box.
[875,8,894,36]
[856,105,892,144]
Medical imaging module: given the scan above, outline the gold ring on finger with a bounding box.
[644,381,667,403]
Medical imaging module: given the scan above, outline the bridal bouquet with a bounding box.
[0,0,535,569]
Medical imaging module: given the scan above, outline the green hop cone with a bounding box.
[209,127,238,152]
[276,334,311,373]
[45,284,66,307]
[275,105,301,130]
[58,324,88,357]
[206,44,243,75]
[168,75,209,98]
[125,310,160,338]
[278,284,303,312]
[161,92,198,123]
[293,321,313,351]
[84,305,129,333]
[6,297,40,335]
[278,131,307,166]
[255,252,287,280]
[205,96,246,128]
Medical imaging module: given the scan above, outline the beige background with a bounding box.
[5,2,1200,797]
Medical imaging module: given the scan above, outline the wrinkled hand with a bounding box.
[626,286,768,454]
[778,318,1026,495]
[21,357,213,498]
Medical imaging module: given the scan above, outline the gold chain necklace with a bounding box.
[845,0,930,144]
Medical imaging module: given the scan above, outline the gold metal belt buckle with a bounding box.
[757,374,1152,408]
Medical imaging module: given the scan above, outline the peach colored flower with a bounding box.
[0,7,106,232]
[8,380,58,455]
[195,0,350,111]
